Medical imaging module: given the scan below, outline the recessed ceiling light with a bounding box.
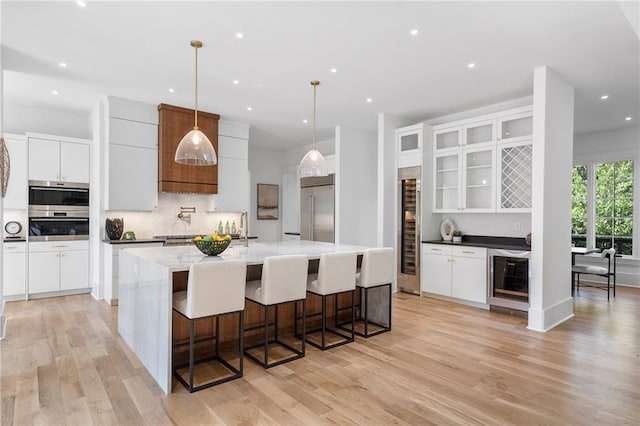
[247,106,252,111]
[233,80,239,85]
[625,116,632,121]
[59,62,67,68]
[366,98,373,103]
[303,119,308,124]
[330,68,337,73]
[236,32,244,39]
[76,1,86,7]
[601,95,609,100]
[410,29,418,36]
[467,63,476,69]
[168,88,175,93]
[52,90,59,95]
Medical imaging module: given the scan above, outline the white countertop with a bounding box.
[121,240,370,271]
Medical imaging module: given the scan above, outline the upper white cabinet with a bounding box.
[396,124,423,168]
[2,134,28,209]
[498,112,533,143]
[28,135,90,183]
[104,96,158,211]
[432,106,532,213]
[207,120,250,212]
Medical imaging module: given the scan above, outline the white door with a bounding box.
[422,253,451,296]
[3,251,26,296]
[451,256,487,303]
[60,249,89,290]
[60,142,90,183]
[29,138,60,181]
[28,251,60,293]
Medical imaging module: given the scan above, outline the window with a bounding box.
[595,160,633,255]
[572,160,634,256]
[571,165,587,248]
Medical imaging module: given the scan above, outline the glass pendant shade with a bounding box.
[175,40,217,166]
[174,128,217,165]
[299,80,328,177]
[298,148,328,177]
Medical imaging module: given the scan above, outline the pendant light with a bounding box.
[174,40,217,166]
[298,80,328,177]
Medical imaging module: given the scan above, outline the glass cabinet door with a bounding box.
[399,132,420,153]
[464,119,495,147]
[434,153,461,211]
[434,127,461,151]
[498,113,533,143]
[463,147,495,211]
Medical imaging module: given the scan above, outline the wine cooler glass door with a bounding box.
[397,166,421,295]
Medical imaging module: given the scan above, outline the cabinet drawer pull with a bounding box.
[431,248,442,252]
[462,250,475,254]
[53,245,69,248]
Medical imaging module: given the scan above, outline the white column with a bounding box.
[528,66,575,331]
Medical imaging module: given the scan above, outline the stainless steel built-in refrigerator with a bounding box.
[300,174,335,242]
[397,167,421,295]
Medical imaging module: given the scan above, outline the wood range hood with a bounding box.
[157,103,220,194]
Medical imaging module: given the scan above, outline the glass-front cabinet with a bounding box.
[463,119,495,147]
[434,152,461,212]
[396,123,423,168]
[434,127,461,151]
[463,146,495,211]
[498,112,533,143]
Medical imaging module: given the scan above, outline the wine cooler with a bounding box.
[397,166,421,295]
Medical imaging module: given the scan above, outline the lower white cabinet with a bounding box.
[103,241,164,305]
[28,240,89,294]
[422,244,488,304]
[3,242,26,297]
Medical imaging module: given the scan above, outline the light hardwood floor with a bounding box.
[1,286,639,425]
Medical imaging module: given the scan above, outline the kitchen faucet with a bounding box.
[240,211,249,247]
[177,206,196,224]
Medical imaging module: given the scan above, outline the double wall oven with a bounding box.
[28,181,90,241]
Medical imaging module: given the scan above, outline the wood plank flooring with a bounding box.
[1,286,639,425]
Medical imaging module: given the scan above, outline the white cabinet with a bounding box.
[104,97,158,211]
[497,140,533,212]
[3,242,26,297]
[432,106,532,213]
[103,241,163,305]
[28,240,89,294]
[2,135,28,209]
[421,244,487,305]
[396,124,423,168]
[28,136,90,183]
[208,133,250,212]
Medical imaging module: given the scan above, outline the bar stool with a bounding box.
[354,247,394,337]
[244,254,309,368]
[305,252,357,350]
[172,259,247,393]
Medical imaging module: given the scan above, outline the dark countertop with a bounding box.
[4,237,26,243]
[103,238,164,245]
[104,235,258,245]
[284,232,301,236]
[423,235,530,251]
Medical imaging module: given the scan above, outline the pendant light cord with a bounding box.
[194,43,199,130]
[312,83,317,150]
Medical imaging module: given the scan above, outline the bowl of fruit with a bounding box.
[193,233,232,256]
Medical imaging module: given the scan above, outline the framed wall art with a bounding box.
[257,183,279,220]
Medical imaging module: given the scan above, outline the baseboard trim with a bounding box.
[528,296,574,332]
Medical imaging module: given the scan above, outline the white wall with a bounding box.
[336,126,377,246]
[248,146,285,242]
[107,193,242,239]
[378,114,413,247]
[4,103,91,139]
[529,66,575,332]
[574,125,640,163]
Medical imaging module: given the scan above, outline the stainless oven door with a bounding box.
[28,211,89,241]
[28,180,89,211]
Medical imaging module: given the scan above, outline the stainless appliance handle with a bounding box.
[30,186,88,193]
[30,218,89,222]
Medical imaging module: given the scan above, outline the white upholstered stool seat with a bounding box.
[172,259,247,393]
[572,248,618,300]
[305,252,357,350]
[352,247,394,337]
[244,254,309,368]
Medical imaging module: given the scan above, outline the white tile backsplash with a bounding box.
[106,192,243,239]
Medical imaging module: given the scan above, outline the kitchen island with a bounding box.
[118,240,372,394]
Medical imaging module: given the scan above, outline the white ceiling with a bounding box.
[2,1,639,149]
